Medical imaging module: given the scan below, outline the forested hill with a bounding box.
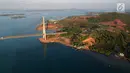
[98,12,130,25]
[57,12,130,57]
[87,12,130,31]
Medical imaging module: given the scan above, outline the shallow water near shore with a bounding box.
[0,10,130,73]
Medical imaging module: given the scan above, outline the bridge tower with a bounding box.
[42,17,47,40]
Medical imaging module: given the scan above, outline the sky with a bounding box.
[0,0,129,10]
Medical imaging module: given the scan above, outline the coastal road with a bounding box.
[0,32,67,40]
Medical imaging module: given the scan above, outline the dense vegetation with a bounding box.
[89,29,129,55]
[88,12,130,24]
[58,12,130,57]
[88,12,130,32]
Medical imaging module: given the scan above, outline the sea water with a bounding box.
[0,10,130,73]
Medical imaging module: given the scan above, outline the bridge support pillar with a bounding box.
[43,17,46,40]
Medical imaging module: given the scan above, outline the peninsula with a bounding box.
[37,12,130,60]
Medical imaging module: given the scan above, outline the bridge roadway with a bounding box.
[0,32,67,40]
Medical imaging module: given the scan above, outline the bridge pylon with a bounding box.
[42,17,47,40]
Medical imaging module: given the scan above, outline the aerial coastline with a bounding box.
[37,12,130,60]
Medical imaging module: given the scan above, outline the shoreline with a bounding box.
[83,50,130,70]
[40,39,130,64]
[39,36,89,50]
[39,35,130,62]
[37,13,130,62]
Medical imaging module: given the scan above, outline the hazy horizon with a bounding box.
[0,0,130,10]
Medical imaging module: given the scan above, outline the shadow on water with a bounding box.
[43,43,47,58]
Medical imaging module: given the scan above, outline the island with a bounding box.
[10,15,25,19]
[36,12,130,60]
[0,13,25,19]
[0,14,24,16]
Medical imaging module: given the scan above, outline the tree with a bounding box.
[124,43,130,58]
[115,31,128,52]
[89,29,128,53]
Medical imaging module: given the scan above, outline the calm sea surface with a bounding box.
[0,10,130,73]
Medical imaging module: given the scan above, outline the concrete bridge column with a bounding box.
[43,17,46,40]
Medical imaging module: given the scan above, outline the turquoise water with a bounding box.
[0,10,130,73]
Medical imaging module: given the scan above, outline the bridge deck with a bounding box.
[0,32,67,40]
